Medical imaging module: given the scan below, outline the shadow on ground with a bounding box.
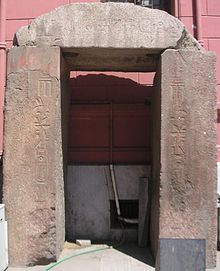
[115,243,155,267]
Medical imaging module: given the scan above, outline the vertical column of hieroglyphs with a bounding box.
[27,48,64,264]
[28,68,62,264]
[168,57,189,212]
[32,76,52,204]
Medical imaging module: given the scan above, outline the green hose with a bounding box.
[45,246,111,271]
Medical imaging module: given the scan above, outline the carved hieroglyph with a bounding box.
[169,57,190,212]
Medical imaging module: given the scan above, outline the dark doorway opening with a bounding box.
[65,72,153,252]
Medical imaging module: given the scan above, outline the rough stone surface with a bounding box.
[156,49,217,268]
[14,3,201,51]
[3,47,65,266]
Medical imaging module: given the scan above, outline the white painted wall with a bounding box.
[65,165,150,243]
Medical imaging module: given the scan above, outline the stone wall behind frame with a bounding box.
[3,47,65,266]
[157,49,217,268]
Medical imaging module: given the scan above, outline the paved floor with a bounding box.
[7,243,220,271]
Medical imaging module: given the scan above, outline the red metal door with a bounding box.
[68,103,151,164]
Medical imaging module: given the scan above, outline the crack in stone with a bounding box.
[175,28,202,51]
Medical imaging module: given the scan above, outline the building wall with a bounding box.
[176,0,220,161]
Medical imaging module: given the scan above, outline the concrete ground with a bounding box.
[7,243,220,271]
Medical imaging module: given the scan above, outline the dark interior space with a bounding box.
[110,200,139,229]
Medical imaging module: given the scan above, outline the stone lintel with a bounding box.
[14,3,201,51]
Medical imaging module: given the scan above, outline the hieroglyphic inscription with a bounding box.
[38,76,52,97]
[32,76,52,202]
[79,17,175,42]
[169,60,192,211]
